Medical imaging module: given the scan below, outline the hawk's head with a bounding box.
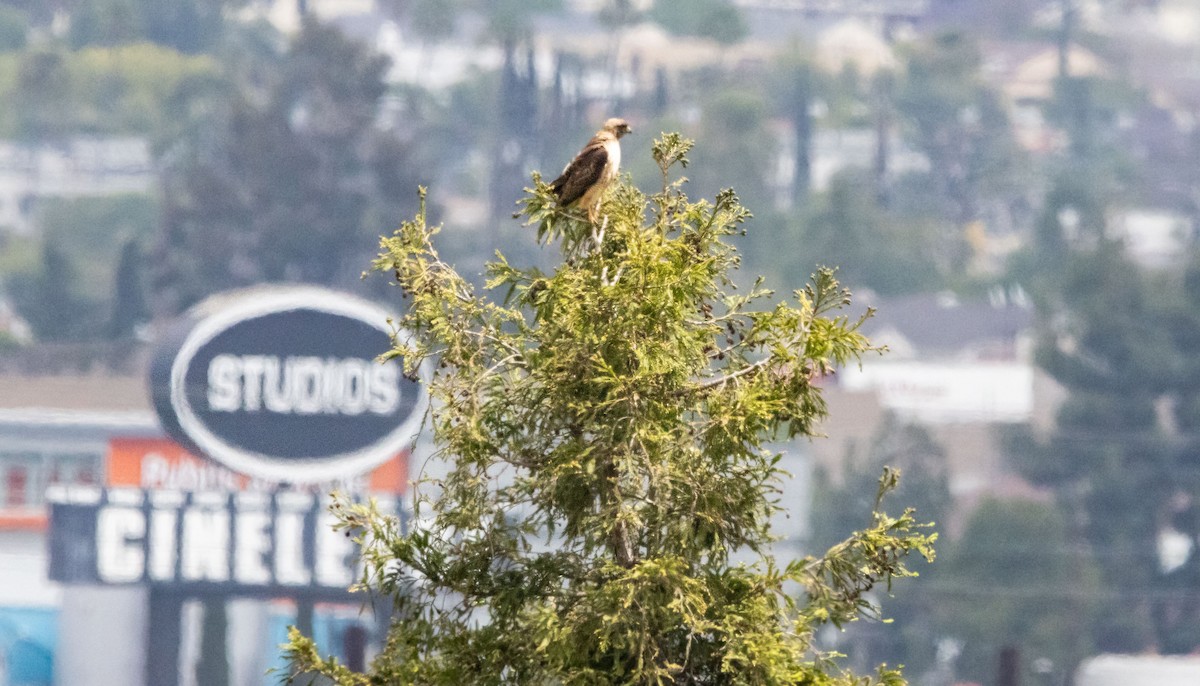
[602,118,632,139]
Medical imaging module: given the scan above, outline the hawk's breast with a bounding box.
[602,138,621,182]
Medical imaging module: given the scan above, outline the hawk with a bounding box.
[550,117,632,222]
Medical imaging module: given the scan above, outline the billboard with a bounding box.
[106,437,406,494]
[149,286,428,482]
[47,486,397,596]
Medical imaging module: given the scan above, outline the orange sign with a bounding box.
[106,437,407,494]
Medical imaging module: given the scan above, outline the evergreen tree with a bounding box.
[808,419,951,677]
[285,134,936,684]
[107,238,149,340]
[152,18,422,313]
[9,240,93,342]
[1012,243,1200,654]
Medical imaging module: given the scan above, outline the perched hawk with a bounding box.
[550,117,632,222]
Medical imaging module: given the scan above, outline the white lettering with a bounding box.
[274,511,310,585]
[335,360,367,416]
[140,453,170,489]
[207,354,242,411]
[97,507,145,583]
[240,356,266,411]
[82,495,366,590]
[180,507,230,582]
[234,511,272,585]
[203,354,405,417]
[262,356,291,413]
[291,357,324,415]
[369,364,400,415]
[315,513,355,587]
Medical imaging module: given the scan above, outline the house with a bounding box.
[0,138,153,236]
[981,42,1113,153]
[1109,208,1194,269]
[1076,654,1200,686]
[814,17,897,76]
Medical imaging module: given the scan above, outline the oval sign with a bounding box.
[150,286,426,483]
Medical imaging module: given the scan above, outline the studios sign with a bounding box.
[49,286,421,595]
[149,286,427,483]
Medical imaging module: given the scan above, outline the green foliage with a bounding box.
[808,419,951,675]
[7,239,97,342]
[479,0,563,42]
[152,18,421,313]
[0,4,27,51]
[0,43,217,139]
[688,88,774,217]
[1013,242,1200,654]
[784,172,943,295]
[649,0,747,45]
[894,33,1024,227]
[108,237,149,340]
[410,0,459,41]
[37,193,159,288]
[284,134,935,684]
[934,499,1099,685]
[69,0,231,53]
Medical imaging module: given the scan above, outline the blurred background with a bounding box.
[1,1,1200,685]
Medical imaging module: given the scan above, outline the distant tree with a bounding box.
[0,0,61,25]
[409,0,458,43]
[12,49,74,140]
[107,238,149,339]
[809,418,952,677]
[772,57,817,207]
[1011,243,1200,654]
[895,33,1023,230]
[928,0,1038,38]
[37,194,159,294]
[0,43,218,140]
[134,0,228,54]
[649,0,747,45]
[0,4,27,50]
[152,18,423,313]
[870,71,897,206]
[489,38,539,221]
[596,0,641,30]
[69,0,232,52]
[478,0,562,44]
[285,134,936,685]
[8,240,95,342]
[789,171,943,295]
[68,0,141,48]
[690,87,775,214]
[934,499,1099,685]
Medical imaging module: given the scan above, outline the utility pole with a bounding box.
[998,646,1020,686]
[1058,0,1076,79]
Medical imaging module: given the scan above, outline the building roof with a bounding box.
[860,291,1033,361]
[0,375,150,413]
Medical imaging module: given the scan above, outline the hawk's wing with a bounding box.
[550,141,609,207]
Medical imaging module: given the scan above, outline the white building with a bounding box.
[0,138,154,236]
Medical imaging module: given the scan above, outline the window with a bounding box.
[0,452,38,508]
[48,452,102,488]
[0,450,103,509]
[4,464,28,507]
